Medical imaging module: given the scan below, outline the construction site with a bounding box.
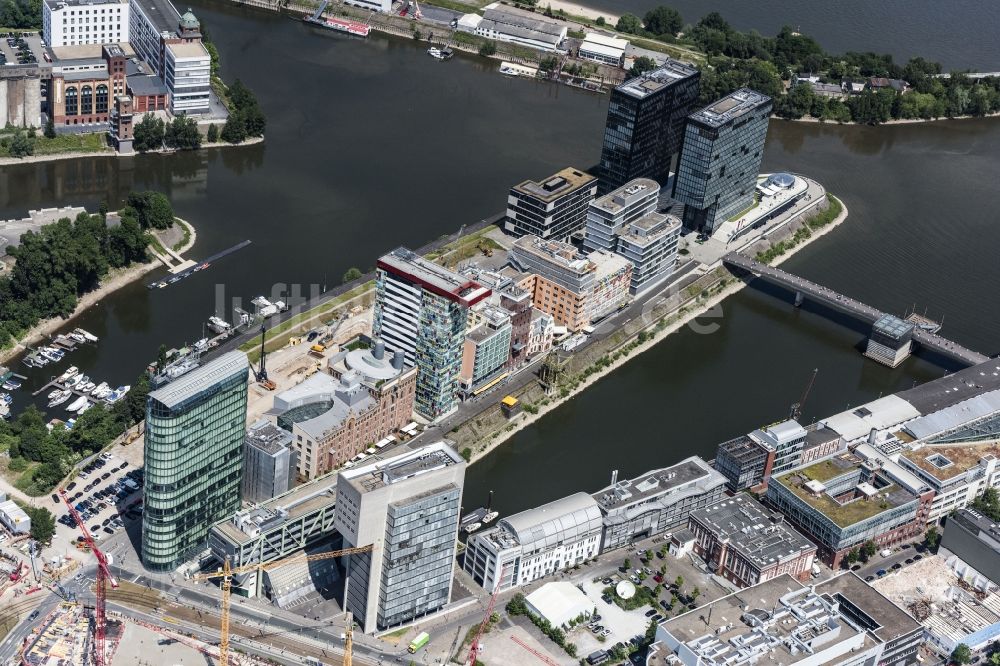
[872,554,1000,654]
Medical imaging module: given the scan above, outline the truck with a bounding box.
[407,632,430,653]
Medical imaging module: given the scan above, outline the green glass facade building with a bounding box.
[142,350,250,572]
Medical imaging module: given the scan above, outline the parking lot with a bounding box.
[48,450,144,560]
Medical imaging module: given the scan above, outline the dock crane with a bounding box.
[60,489,118,666]
[254,323,276,390]
[465,582,501,665]
[189,545,372,666]
[789,368,819,421]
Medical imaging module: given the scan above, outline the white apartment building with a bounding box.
[165,40,211,114]
[463,493,603,592]
[897,442,1000,522]
[43,0,129,48]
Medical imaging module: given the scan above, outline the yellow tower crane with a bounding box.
[191,544,373,666]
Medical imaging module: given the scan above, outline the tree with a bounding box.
[691,587,701,601]
[164,115,202,150]
[133,113,165,152]
[342,267,363,284]
[925,526,941,549]
[973,487,1000,521]
[623,557,632,570]
[952,644,972,666]
[628,56,657,78]
[674,575,684,589]
[846,547,860,565]
[643,6,682,37]
[615,13,643,35]
[126,191,174,230]
[478,40,497,57]
[861,540,878,562]
[9,129,34,157]
[26,506,56,544]
[44,117,56,139]
[207,123,219,143]
[221,111,247,144]
[595,16,605,26]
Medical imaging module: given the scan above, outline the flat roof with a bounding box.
[821,394,921,442]
[245,419,291,456]
[593,456,721,510]
[148,350,248,410]
[690,496,815,568]
[900,441,1000,482]
[896,358,1000,415]
[616,59,698,99]
[903,388,1000,442]
[816,571,921,643]
[590,178,659,216]
[512,167,596,203]
[340,441,463,493]
[127,73,169,96]
[619,212,679,246]
[43,0,126,8]
[378,247,491,307]
[166,40,209,59]
[511,234,592,274]
[689,88,772,129]
[134,0,182,34]
[482,3,566,38]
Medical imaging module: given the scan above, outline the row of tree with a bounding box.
[133,115,203,152]
[0,0,40,29]
[219,79,267,144]
[0,192,172,349]
[614,8,1000,124]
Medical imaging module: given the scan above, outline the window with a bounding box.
[65,86,78,115]
[81,85,93,114]
[95,84,108,113]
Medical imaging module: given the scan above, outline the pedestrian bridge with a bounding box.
[723,252,991,367]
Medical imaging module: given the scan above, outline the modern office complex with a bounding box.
[687,495,817,588]
[463,493,603,592]
[509,235,632,331]
[598,60,700,192]
[940,509,1000,588]
[142,350,249,572]
[335,442,466,633]
[208,473,338,598]
[373,248,490,420]
[765,453,933,568]
[896,441,1000,521]
[584,178,681,294]
[128,0,211,113]
[459,305,512,396]
[673,88,773,233]
[504,167,598,240]
[714,420,844,492]
[592,457,727,550]
[242,419,296,504]
[647,573,922,666]
[43,0,130,48]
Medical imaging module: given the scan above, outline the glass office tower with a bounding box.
[142,350,249,571]
[673,88,773,233]
[598,59,701,193]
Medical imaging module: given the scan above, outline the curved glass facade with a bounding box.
[275,400,334,432]
[142,354,249,572]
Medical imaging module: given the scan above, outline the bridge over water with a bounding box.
[723,252,990,367]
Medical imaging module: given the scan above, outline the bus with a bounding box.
[408,632,430,653]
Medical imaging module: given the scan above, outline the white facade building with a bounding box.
[165,40,211,114]
[43,0,129,48]
[463,492,603,592]
[474,4,567,52]
[0,499,30,534]
[578,32,627,66]
[343,0,390,12]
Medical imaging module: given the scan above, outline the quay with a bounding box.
[723,251,990,367]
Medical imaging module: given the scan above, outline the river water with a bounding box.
[1,1,998,518]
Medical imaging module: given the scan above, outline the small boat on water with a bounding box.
[1,379,21,390]
[106,385,130,404]
[48,390,72,407]
[309,15,371,37]
[91,382,110,397]
[68,332,86,344]
[464,522,482,534]
[0,404,9,419]
[66,396,88,412]
[78,380,96,393]
[207,316,231,334]
[40,348,63,362]
[47,389,62,399]
[65,374,82,388]
[0,393,12,405]
[75,400,92,414]
[427,46,453,60]
[58,366,79,382]
[74,328,99,343]
[482,510,499,524]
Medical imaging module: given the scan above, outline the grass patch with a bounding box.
[755,193,843,264]
[172,220,192,252]
[32,132,111,156]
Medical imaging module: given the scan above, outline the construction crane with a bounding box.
[190,545,373,666]
[254,323,276,390]
[60,489,119,666]
[465,583,501,666]
[789,367,819,420]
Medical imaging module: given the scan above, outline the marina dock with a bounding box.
[147,240,252,290]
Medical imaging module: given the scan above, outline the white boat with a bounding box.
[427,46,453,60]
[464,522,482,534]
[0,404,9,419]
[47,389,62,399]
[65,375,82,388]
[0,393,11,405]
[58,366,79,382]
[75,401,92,414]
[78,381,95,393]
[482,510,499,524]
[1,379,20,390]
[91,382,109,397]
[68,332,86,344]
[40,348,62,362]
[66,396,88,412]
[48,390,72,407]
[75,328,99,343]
[207,316,231,334]
[105,385,130,404]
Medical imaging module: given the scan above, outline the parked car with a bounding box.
[644,609,657,617]
[51,494,60,504]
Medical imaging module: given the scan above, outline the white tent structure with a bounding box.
[525,582,592,628]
